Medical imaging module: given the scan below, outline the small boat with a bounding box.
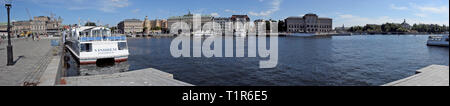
[64,26,129,65]
[427,35,449,47]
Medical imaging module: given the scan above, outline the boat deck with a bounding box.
[384,65,449,86]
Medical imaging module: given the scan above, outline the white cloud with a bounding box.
[390,4,408,10]
[413,13,427,17]
[338,14,356,19]
[248,0,282,17]
[131,9,140,13]
[210,13,220,17]
[99,0,130,12]
[416,6,448,14]
[335,14,449,28]
[224,9,238,13]
[410,3,449,14]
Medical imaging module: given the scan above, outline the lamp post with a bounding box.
[5,3,14,66]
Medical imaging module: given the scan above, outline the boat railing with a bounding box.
[79,36,127,42]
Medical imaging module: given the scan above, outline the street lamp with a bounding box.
[5,3,14,66]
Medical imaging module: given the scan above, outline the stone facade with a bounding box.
[231,15,251,32]
[285,13,332,33]
[167,12,213,33]
[143,16,168,34]
[143,16,151,34]
[12,21,31,37]
[11,16,63,37]
[212,17,231,34]
[118,19,143,34]
[0,23,7,38]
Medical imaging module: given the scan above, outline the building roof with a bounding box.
[286,13,332,20]
[304,13,318,17]
[123,19,142,22]
[231,15,249,19]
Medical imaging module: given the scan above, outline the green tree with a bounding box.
[278,20,287,32]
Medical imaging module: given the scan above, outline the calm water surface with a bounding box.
[126,35,449,86]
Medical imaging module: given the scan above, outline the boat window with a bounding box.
[104,29,110,36]
[118,42,128,50]
[93,30,97,37]
[80,43,92,52]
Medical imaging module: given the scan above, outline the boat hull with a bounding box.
[79,56,128,65]
[427,35,449,47]
[65,40,129,65]
[427,41,449,47]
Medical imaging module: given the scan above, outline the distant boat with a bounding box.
[427,35,449,47]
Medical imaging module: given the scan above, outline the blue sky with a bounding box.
[0,0,448,28]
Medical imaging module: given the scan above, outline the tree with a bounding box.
[396,27,409,32]
[278,20,287,32]
[151,26,162,30]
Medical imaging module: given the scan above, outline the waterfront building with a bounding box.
[11,16,63,37]
[12,20,31,37]
[167,11,213,34]
[0,23,7,38]
[151,19,168,32]
[118,19,143,35]
[231,15,251,36]
[254,19,278,34]
[143,16,168,34]
[31,20,46,36]
[401,19,411,29]
[143,16,151,34]
[254,19,267,34]
[31,16,63,36]
[212,17,231,35]
[285,13,332,33]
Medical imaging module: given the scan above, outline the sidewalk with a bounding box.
[0,38,54,86]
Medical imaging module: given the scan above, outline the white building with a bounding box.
[285,13,332,33]
[212,17,231,35]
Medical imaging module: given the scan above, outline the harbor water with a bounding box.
[68,35,449,86]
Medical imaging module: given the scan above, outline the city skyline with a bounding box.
[0,0,448,28]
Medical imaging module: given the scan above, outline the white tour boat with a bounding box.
[427,35,449,47]
[64,26,129,65]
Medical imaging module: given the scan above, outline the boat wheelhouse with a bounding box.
[64,26,129,65]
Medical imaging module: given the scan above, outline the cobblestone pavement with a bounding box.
[0,38,54,86]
